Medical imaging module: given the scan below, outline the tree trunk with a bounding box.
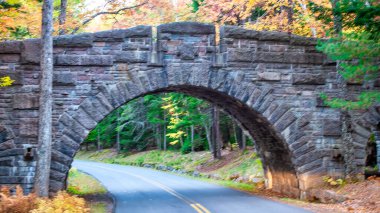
[200,107,212,152]
[34,0,54,197]
[330,0,342,35]
[212,105,221,159]
[191,125,195,152]
[116,109,121,153]
[97,128,101,151]
[156,124,161,150]
[58,0,67,35]
[163,113,167,151]
[241,130,247,151]
[287,0,294,34]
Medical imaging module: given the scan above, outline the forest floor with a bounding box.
[76,148,380,213]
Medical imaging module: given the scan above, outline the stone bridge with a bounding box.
[0,22,378,199]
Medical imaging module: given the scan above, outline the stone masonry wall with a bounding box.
[0,22,378,198]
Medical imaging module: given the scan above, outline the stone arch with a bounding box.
[349,105,380,176]
[49,67,321,198]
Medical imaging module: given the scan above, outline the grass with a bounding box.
[67,168,110,213]
[67,168,107,196]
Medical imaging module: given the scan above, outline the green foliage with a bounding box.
[322,176,345,187]
[317,1,380,110]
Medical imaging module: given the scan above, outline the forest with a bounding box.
[83,93,254,157]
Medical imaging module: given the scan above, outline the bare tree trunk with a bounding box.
[116,109,121,153]
[330,0,342,35]
[287,0,294,34]
[156,124,161,150]
[34,0,54,197]
[200,107,212,152]
[241,130,247,151]
[163,113,167,151]
[97,128,101,151]
[58,0,67,35]
[212,105,221,159]
[191,125,195,152]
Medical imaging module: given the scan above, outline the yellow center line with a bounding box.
[92,164,211,213]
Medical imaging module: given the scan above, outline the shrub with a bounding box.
[0,186,38,213]
[31,191,89,213]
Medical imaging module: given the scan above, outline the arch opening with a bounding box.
[52,84,300,198]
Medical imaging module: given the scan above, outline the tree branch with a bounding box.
[72,1,147,34]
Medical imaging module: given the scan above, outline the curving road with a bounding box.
[73,160,310,213]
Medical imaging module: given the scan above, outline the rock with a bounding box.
[192,171,200,177]
[158,22,214,35]
[292,73,325,85]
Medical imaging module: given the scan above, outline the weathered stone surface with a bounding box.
[54,33,93,47]
[53,73,76,86]
[56,55,113,66]
[227,49,255,62]
[158,22,214,35]
[220,26,259,39]
[0,54,20,63]
[0,41,22,53]
[257,72,281,81]
[113,51,148,63]
[323,119,342,136]
[21,39,41,64]
[19,118,38,137]
[13,94,39,110]
[0,22,376,198]
[178,43,197,60]
[292,73,325,85]
[259,31,290,41]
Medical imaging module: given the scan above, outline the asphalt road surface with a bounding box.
[73,160,310,213]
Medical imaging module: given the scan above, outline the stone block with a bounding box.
[19,118,38,137]
[0,54,20,63]
[0,69,23,85]
[0,41,22,53]
[0,157,15,166]
[125,25,152,38]
[227,49,255,62]
[21,39,41,64]
[53,73,76,86]
[257,52,284,63]
[158,22,215,35]
[323,119,342,136]
[13,94,39,109]
[0,140,15,151]
[55,55,113,66]
[220,26,259,39]
[290,35,318,46]
[0,167,12,176]
[292,73,325,85]
[54,33,93,47]
[114,51,148,63]
[257,72,281,81]
[259,31,290,41]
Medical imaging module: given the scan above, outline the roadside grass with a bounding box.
[196,177,256,192]
[67,168,110,213]
[67,168,107,196]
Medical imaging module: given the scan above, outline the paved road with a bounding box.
[73,160,310,213]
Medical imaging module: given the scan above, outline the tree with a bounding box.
[58,0,68,35]
[34,0,54,197]
[318,0,380,110]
